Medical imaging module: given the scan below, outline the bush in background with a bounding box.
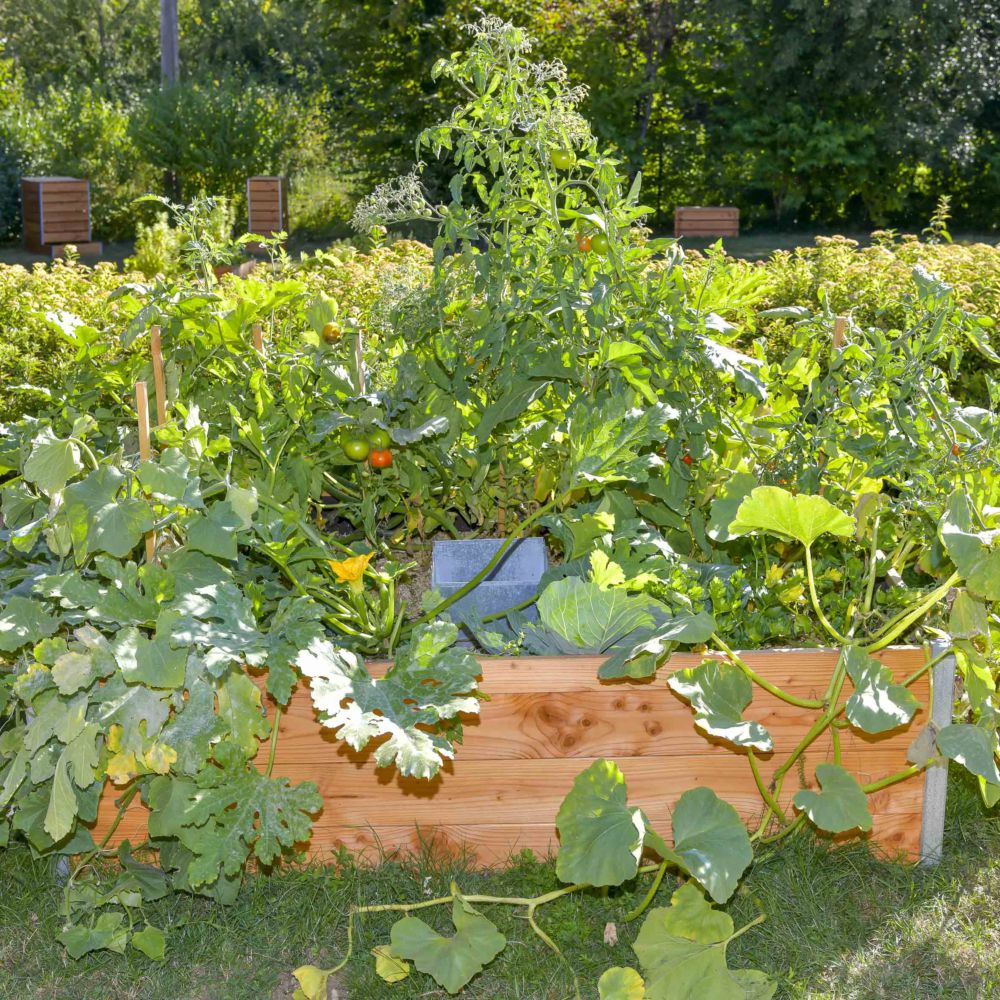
[130,77,327,214]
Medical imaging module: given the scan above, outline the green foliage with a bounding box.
[130,78,324,205]
[2,17,1000,999]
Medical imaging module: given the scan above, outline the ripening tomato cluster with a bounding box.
[340,426,393,469]
[549,147,613,258]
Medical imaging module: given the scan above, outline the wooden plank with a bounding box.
[36,191,88,202]
[252,809,924,865]
[368,648,926,693]
[38,182,88,194]
[92,749,926,858]
[89,649,930,861]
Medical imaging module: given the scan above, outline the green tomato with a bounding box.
[591,232,610,254]
[342,437,370,462]
[551,148,575,170]
[368,428,391,449]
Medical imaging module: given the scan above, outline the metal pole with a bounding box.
[160,0,179,84]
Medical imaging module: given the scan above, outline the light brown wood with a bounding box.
[246,176,289,244]
[149,326,167,426]
[833,315,848,349]
[135,382,155,563]
[252,323,264,355]
[91,650,931,863]
[354,328,366,394]
[674,206,740,238]
[21,177,92,250]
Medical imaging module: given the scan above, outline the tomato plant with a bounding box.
[367,428,391,449]
[550,148,575,170]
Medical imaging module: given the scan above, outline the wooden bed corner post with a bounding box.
[150,325,168,426]
[833,315,848,349]
[136,381,156,563]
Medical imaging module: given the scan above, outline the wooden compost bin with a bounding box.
[21,177,102,257]
[246,176,289,248]
[91,648,943,863]
[674,205,740,238]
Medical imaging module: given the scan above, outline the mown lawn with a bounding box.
[1,769,998,1000]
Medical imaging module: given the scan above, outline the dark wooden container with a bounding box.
[246,176,289,249]
[21,177,102,257]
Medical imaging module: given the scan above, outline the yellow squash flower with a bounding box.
[328,551,374,594]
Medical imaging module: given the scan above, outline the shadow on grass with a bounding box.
[1,769,998,999]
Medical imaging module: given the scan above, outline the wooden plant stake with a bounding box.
[149,325,168,427]
[355,327,366,394]
[252,322,264,355]
[136,381,156,563]
[833,315,848,350]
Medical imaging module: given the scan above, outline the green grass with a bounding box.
[2,770,999,999]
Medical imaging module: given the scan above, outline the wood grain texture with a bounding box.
[91,649,931,863]
[674,206,740,237]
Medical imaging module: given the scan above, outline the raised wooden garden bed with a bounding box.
[246,175,289,250]
[674,205,740,239]
[21,177,102,257]
[92,647,942,863]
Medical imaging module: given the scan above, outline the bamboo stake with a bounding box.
[252,322,264,355]
[833,315,848,349]
[355,327,366,394]
[136,381,156,563]
[149,325,167,426]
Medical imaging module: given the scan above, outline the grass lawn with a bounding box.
[1,770,998,999]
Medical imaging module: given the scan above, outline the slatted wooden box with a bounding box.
[92,648,943,864]
[21,177,102,257]
[674,205,740,238]
[246,176,289,249]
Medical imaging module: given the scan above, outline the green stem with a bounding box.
[97,784,139,850]
[265,705,282,778]
[713,635,825,710]
[862,514,880,614]
[759,651,850,834]
[748,749,787,824]
[624,860,669,922]
[862,763,926,793]
[758,813,806,846]
[527,904,582,1000]
[411,494,564,628]
[903,646,951,688]
[865,572,960,652]
[70,437,101,471]
[804,545,850,644]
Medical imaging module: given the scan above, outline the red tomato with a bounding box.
[369,449,393,469]
[682,453,693,466]
[577,234,592,253]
